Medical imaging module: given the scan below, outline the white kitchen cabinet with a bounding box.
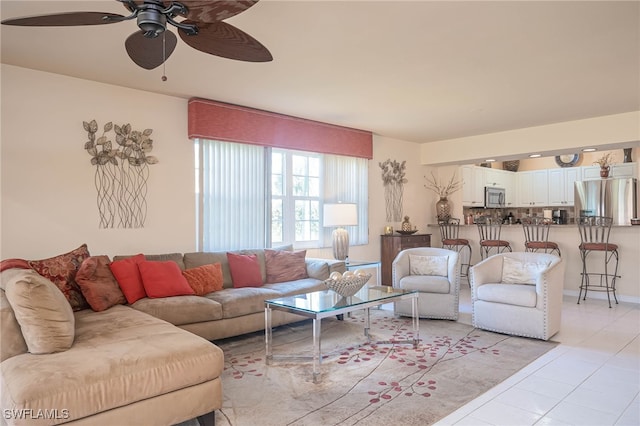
[611,162,637,178]
[460,165,485,207]
[517,169,549,207]
[548,167,581,206]
[502,173,516,207]
[581,162,637,180]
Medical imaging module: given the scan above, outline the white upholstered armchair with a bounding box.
[469,252,564,341]
[392,248,460,320]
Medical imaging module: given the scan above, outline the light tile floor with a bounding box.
[434,286,640,426]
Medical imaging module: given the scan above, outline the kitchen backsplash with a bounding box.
[462,207,575,225]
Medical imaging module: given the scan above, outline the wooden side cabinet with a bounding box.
[380,234,431,285]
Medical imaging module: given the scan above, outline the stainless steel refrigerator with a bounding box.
[574,178,638,225]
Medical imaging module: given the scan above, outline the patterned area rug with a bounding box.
[212,310,555,426]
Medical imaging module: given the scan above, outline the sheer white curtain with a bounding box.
[323,154,369,246]
[196,139,267,251]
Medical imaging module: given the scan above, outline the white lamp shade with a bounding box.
[323,203,358,227]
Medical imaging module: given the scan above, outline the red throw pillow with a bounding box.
[109,254,146,304]
[27,244,91,311]
[265,249,308,283]
[138,260,195,298]
[182,263,224,296]
[75,255,126,312]
[227,253,263,288]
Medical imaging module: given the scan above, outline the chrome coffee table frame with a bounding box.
[265,286,419,383]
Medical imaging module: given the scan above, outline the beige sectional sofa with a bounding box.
[121,250,345,341]
[1,248,344,425]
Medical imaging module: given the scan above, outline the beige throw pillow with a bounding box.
[409,255,448,277]
[502,257,551,285]
[4,270,75,354]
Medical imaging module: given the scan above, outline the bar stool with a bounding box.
[438,218,472,281]
[577,216,619,308]
[477,220,511,260]
[522,216,561,257]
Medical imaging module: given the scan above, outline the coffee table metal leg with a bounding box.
[364,307,371,341]
[411,295,419,348]
[312,318,321,383]
[265,305,273,364]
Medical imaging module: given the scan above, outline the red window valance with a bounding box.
[188,98,373,159]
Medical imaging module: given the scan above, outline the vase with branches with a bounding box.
[379,159,407,222]
[593,153,614,178]
[424,172,462,221]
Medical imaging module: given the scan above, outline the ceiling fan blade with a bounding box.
[179,1,260,23]
[178,20,272,62]
[125,30,178,70]
[1,12,125,27]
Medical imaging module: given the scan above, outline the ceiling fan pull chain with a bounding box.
[161,31,167,82]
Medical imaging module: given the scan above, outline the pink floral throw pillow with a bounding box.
[28,244,91,311]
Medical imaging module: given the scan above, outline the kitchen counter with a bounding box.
[427,222,640,302]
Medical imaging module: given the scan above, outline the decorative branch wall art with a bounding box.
[379,159,407,222]
[83,120,158,228]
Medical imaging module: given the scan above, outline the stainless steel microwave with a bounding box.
[484,187,505,208]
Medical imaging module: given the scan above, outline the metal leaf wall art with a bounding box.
[379,159,407,222]
[83,120,158,228]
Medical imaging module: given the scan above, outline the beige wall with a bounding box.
[1,65,195,258]
[1,65,431,265]
[420,112,640,166]
[308,135,429,262]
[2,65,639,301]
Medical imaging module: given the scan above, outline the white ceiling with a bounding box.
[1,0,639,145]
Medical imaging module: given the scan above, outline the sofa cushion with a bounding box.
[206,287,281,319]
[4,269,75,354]
[227,253,263,288]
[75,256,126,312]
[262,278,326,297]
[109,253,146,304]
[0,305,223,424]
[265,249,308,283]
[502,256,550,285]
[409,254,448,277]
[476,283,537,307]
[113,253,186,270]
[184,252,232,287]
[305,259,330,280]
[27,244,91,311]
[0,290,28,362]
[0,269,29,362]
[138,261,195,298]
[398,275,450,294]
[131,295,223,325]
[182,263,224,296]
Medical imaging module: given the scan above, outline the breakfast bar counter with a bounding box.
[428,223,640,302]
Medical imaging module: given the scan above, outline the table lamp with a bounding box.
[323,203,358,260]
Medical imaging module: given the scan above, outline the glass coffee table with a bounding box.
[265,285,419,383]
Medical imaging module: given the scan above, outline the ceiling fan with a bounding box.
[1,0,273,70]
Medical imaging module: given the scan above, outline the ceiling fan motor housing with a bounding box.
[137,5,166,37]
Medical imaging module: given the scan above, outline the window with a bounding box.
[271,150,321,248]
[196,139,368,251]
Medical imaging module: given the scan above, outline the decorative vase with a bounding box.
[600,166,610,178]
[436,197,452,221]
[623,148,632,163]
[383,225,393,235]
[401,216,412,231]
